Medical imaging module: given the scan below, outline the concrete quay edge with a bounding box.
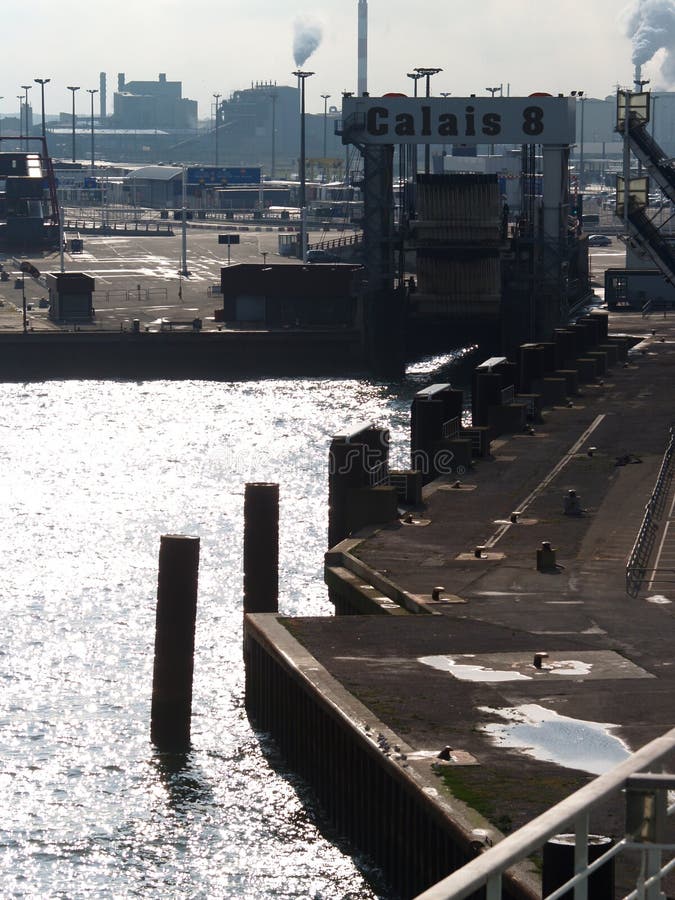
[245,611,540,898]
[286,309,675,893]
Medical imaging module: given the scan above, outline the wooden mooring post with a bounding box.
[243,483,279,614]
[150,534,200,751]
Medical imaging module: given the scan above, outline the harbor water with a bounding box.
[0,357,472,898]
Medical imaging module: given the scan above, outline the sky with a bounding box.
[0,0,668,119]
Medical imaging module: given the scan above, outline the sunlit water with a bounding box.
[0,360,472,898]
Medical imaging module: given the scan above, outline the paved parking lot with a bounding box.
[0,226,328,332]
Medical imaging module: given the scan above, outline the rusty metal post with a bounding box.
[151,534,200,751]
[244,483,279,614]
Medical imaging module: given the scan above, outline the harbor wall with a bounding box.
[244,613,538,900]
[0,329,366,380]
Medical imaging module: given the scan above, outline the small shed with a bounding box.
[46,272,96,322]
[220,263,364,328]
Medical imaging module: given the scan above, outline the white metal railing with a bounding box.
[626,425,675,597]
[414,728,675,900]
[442,416,461,440]
[368,460,390,488]
[516,394,538,420]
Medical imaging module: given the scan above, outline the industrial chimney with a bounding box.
[358,0,368,96]
[100,72,107,119]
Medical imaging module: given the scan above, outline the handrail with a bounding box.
[626,425,675,596]
[414,727,675,900]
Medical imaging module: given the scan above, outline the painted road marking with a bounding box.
[485,415,606,548]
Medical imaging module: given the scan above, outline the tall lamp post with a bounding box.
[439,92,452,161]
[86,89,98,170]
[292,69,314,262]
[571,90,585,187]
[20,85,32,151]
[34,77,50,144]
[414,67,442,173]
[406,73,424,176]
[269,91,278,178]
[67,86,79,163]
[486,86,500,155]
[213,92,221,167]
[406,72,423,98]
[321,93,331,161]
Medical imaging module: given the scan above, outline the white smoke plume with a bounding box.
[624,0,675,82]
[293,19,323,66]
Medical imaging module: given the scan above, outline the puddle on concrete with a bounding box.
[547,660,592,676]
[478,704,631,774]
[418,656,531,682]
[418,655,593,681]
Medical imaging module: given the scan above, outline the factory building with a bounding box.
[112,73,197,130]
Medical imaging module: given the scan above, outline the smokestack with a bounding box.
[118,73,125,93]
[626,0,675,88]
[100,72,107,119]
[358,0,368,96]
[634,63,642,90]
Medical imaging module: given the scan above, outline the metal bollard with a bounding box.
[537,541,557,571]
[543,833,614,899]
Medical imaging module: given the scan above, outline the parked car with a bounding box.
[587,234,612,247]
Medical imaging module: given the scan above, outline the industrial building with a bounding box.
[112,73,197,131]
[0,141,60,250]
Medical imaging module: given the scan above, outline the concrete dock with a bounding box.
[245,307,675,898]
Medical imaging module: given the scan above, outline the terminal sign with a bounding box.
[342,97,576,146]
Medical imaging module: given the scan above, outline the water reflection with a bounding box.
[152,751,215,808]
[2,376,426,898]
[479,704,631,775]
[0,350,479,896]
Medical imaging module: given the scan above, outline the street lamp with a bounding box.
[292,69,314,262]
[293,70,314,207]
[439,93,452,160]
[86,89,98,170]
[269,91,278,178]
[20,85,32,151]
[406,72,423,98]
[67,86,79,163]
[485,87,500,155]
[321,93,331,161]
[406,73,424,175]
[414,67,442,173]
[572,90,585,187]
[34,77,50,143]
[213,92,221,167]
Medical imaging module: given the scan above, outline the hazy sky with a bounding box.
[0,0,661,119]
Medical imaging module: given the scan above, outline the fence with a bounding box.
[626,425,675,597]
[441,416,461,440]
[103,287,168,305]
[368,459,390,488]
